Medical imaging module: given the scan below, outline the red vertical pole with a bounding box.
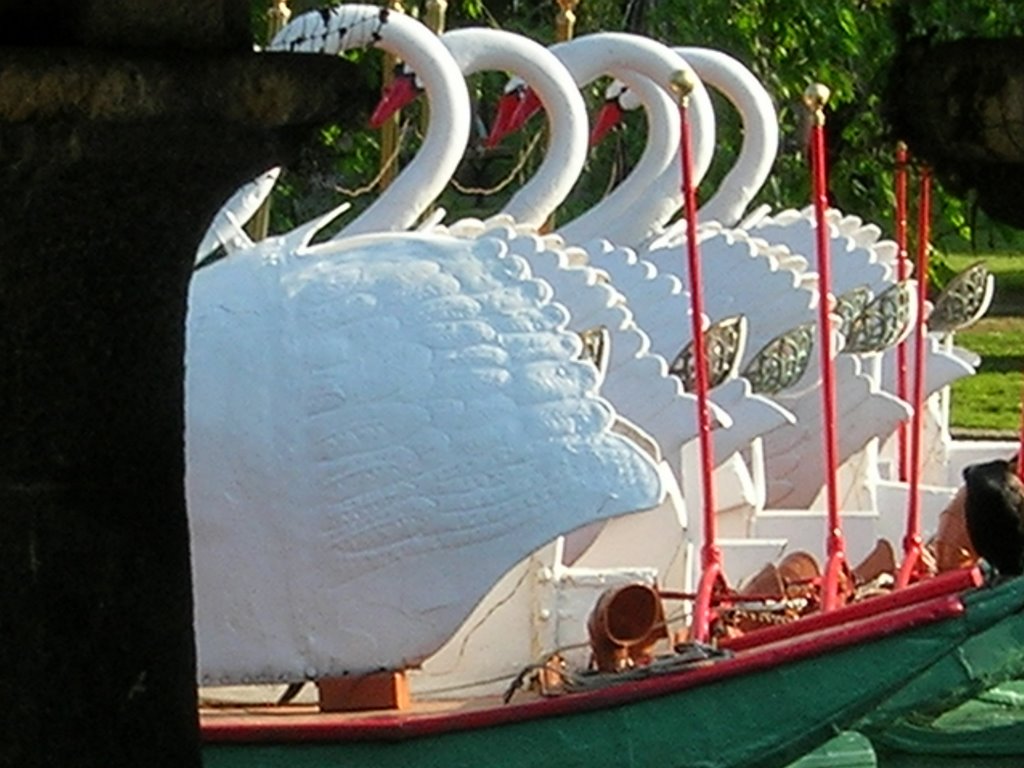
[894,142,911,482]
[805,84,846,612]
[897,165,932,588]
[675,69,723,644]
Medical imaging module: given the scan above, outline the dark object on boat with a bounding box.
[963,459,1024,576]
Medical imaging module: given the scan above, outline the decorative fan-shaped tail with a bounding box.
[669,314,748,391]
[928,262,994,333]
[742,322,816,395]
[842,281,915,354]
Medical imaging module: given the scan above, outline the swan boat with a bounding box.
[859,593,1024,759]
[189,7,1024,766]
[200,570,1024,768]
[475,34,1024,759]
[573,44,1023,760]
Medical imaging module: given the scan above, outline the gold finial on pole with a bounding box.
[803,82,831,126]
[668,68,698,108]
[555,0,580,42]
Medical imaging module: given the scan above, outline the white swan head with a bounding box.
[589,81,645,146]
[274,5,472,237]
[368,27,590,231]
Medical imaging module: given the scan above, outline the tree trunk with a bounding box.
[0,21,368,767]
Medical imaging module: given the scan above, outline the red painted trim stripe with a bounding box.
[720,566,982,652]
[202,592,964,744]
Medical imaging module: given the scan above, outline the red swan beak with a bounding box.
[485,90,524,149]
[498,87,544,141]
[369,73,420,129]
[589,100,625,147]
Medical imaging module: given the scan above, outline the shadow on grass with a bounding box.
[940,251,1024,314]
[977,355,1024,374]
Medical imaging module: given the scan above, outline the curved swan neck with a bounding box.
[566,76,678,243]
[441,28,588,229]
[274,6,471,237]
[550,33,710,245]
[594,58,718,246]
[677,47,778,227]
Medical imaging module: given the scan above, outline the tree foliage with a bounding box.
[904,0,1024,40]
[248,0,1024,251]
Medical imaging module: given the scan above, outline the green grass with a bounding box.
[938,251,1023,433]
[947,312,1024,433]
[940,251,1024,312]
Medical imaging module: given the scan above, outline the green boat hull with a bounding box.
[203,584,1023,768]
[876,753,1024,768]
[870,679,1024,756]
[786,732,876,768]
[857,576,1024,750]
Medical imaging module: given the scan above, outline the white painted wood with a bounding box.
[187,232,664,683]
[760,356,912,509]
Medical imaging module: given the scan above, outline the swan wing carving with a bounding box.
[708,377,796,464]
[638,230,822,381]
[880,336,977,395]
[196,167,280,263]
[187,232,663,682]
[488,228,714,461]
[586,240,693,368]
[749,215,895,298]
[584,236,794,459]
[761,356,911,509]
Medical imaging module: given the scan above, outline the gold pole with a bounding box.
[424,0,447,34]
[379,0,406,191]
[266,0,291,40]
[555,0,580,42]
[540,0,579,232]
[419,0,446,208]
[246,1,292,241]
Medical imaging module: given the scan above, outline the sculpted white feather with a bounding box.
[187,231,664,682]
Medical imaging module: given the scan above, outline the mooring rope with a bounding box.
[331,117,414,198]
[449,131,545,196]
